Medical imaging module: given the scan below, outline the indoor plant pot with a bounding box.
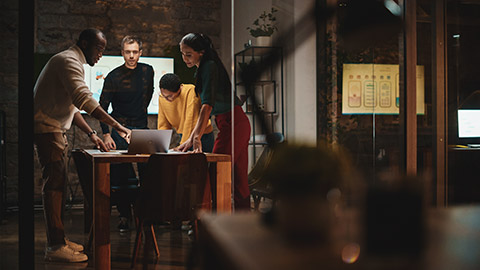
[255,36,272,47]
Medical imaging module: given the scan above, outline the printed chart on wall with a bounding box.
[342,64,425,115]
[83,56,174,114]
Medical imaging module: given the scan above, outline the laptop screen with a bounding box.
[458,109,480,138]
[127,129,173,154]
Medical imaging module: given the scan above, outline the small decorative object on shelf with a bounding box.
[247,7,278,47]
[238,59,259,76]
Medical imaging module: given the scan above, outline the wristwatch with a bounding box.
[87,130,97,137]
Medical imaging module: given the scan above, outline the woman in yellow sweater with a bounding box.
[157,73,214,152]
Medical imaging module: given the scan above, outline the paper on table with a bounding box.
[83,149,127,155]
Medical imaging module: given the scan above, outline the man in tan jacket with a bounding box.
[34,28,131,263]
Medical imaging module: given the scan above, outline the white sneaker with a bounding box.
[65,238,84,252]
[45,245,88,263]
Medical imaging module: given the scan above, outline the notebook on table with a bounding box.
[122,129,173,154]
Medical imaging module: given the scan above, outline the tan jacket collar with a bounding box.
[69,44,87,65]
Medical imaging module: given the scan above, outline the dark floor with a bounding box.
[0,206,194,269]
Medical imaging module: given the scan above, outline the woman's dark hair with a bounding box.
[180,33,230,95]
[159,73,182,93]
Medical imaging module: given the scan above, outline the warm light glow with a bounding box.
[341,243,360,264]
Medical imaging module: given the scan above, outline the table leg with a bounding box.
[93,162,111,269]
[215,161,231,213]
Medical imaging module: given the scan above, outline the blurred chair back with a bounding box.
[131,153,210,267]
[248,132,284,211]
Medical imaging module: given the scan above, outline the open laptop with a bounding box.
[123,129,173,154]
[458,109,480,148]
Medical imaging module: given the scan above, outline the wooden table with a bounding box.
[198,206,480,270]
[83,149,232,270]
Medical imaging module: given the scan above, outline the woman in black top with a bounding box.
[175,33,251,210]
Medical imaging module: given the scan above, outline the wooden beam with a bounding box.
[402,0,418,175]
[432,0,448,207]
[18,0,35,268]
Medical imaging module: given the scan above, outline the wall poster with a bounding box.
[342,64,425,115]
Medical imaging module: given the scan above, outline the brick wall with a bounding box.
[1,0,222,207]
[35,0,222,56]
[0,0,19,208]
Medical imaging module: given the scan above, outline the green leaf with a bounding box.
[248,7,278,37]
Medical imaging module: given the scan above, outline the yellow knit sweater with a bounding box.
[157,84,213,144]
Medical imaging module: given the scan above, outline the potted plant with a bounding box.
[247,7,278,46]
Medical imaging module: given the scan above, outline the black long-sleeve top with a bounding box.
[99,62,154,134]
